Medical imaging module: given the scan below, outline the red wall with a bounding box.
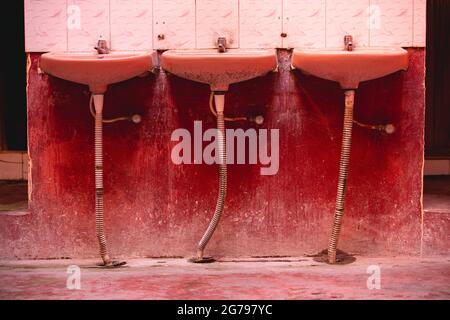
[0,49,425,259]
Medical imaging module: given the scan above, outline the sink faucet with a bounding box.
[217,37,227,53]
[95,36,110,54]
[344,35,353,51]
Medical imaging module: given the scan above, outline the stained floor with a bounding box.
[0,256,449,300]
[0,177,448,300]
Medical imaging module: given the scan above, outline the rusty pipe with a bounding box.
[196,93,227,261]
[92,94,110,265]
[92,94,126,268]
[328,90,355,264]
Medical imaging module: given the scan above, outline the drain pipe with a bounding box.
[353,120,395,134]
[208,92,264,124]
[92,94,125,268]
[92,94,109,265]
[328,90,355,264]
[89,95,142,124]
[191,92,264,263]
[192,92,227,263]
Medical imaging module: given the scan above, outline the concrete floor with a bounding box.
[0,178,448,300]
[0,256,449,300]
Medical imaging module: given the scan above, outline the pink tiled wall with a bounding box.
[240,0,282,48]
[196,0,239,48]
[24,0,67,52]
[153,0,195,49]
[413,0,426,47]
[283,0,326,48]
[326,0,370,48]
[110,0,153,51]
[67,0,109,52]
[369,0,413,47]
[25,0,426,51]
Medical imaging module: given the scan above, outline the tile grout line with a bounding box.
[109,0,112,49]
[368,0,371,47]
[412,0,415,47]
[237,0,240,49]
[151,0,154,50]
[281,0,284,49]
[195,0,197,49]
[325,0,327,48]
[66,0,69,51]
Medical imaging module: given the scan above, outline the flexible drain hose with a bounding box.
[208,92,264,124]
[89,95,142,124]
[196,93,227,260]
[209,92,247,122]
[328,90,355,264]
[93,95,110,265]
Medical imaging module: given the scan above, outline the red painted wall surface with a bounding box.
[0,50,425,259]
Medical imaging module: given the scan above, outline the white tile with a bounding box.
[0,153,23,180]
[326,0,370,48]
[110,0,153,51]
[67,0,110,52]
[23,0,423,52]
[24,0,68,52]
[196,0,239,48]
[369,0,413,47]
[240,0,282,48]
[413,0,426,47]
[153,0,196,49]
[283,0,326,48]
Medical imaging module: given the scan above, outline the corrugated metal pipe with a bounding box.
[328,90,355,264]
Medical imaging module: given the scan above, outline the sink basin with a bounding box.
[160,49,278,91]
[40,51,154,93]
[291,47,409,89]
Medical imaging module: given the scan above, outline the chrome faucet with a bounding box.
[217,37,227,53]
[95,37,110,54]
[344,35,353,51]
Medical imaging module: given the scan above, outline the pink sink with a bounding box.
[40,51,154,93]
[160,49,278,91]
[292,47,409,89]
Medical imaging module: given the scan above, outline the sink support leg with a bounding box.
[191,92,227,263]
[92,94,125,268]
[328,90,355,264]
